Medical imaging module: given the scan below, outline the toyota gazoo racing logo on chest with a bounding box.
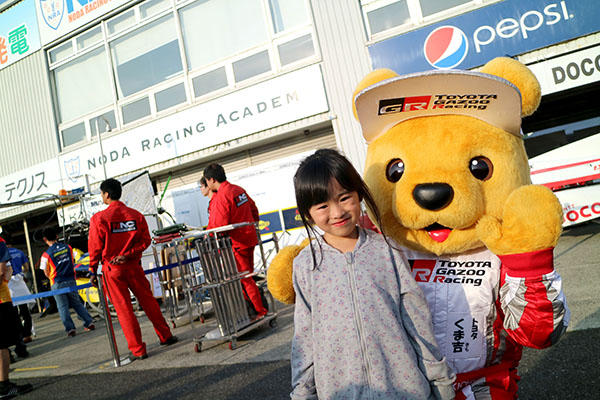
[423,26,468,69]
[409,259,492,287]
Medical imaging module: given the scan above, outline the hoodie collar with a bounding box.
[310,226,368,270]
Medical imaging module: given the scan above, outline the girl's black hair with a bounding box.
[294,148,387,266]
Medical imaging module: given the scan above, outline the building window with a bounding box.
[269,0,309,33]
[48,0,318,150]
[53,47,113,124]
[365,1,410,35]
[278,34,315,66]
[180,0,269,69]
[233,50,272,82]
[420,0,471,17]
[122,97,151,125]
[361,0,489,39]
[76,26,103,50]
[111,15,183,98]
[140,0,170,19]
[61,123,86,147]
[192,67,228,98]
[155,83,187,112]
[90,111,117,136]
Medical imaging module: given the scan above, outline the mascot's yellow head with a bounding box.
[267,57,562,303]
[354,57,558,256]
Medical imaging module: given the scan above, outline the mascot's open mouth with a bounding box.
[424,223,452,243]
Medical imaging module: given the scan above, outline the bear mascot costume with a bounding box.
[267,57,570,399]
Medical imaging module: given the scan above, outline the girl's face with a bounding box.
[308,178,361,241]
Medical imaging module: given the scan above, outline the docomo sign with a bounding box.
[564,202,600,225]
[556,184,600,227]
[528,45,600,95]
[473,1,570,53]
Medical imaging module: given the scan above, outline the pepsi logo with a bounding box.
[424,26,468,69]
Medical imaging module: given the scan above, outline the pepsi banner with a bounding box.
[258,211,283,235]
[282,207,304,231]
[369,0,600,74]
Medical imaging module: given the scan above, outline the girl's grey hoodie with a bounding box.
[291,228,455,400]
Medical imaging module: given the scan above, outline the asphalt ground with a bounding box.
[6,221,600,399]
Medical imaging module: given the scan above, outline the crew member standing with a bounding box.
[203,164,267,317]
[0,237,33,398]
[88,178,177,362]
[40,228,95,337]
[6,241,34,344]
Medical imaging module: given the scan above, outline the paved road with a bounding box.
[8,221,600,399]
[11,328,600,399]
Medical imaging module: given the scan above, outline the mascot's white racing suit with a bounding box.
[404,246,569,400]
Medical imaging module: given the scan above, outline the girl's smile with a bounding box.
[308,178,361,252]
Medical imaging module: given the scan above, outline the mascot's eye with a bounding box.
[469,156,493,181]
[386,159,405,182]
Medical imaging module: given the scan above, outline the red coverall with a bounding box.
[207,181,267,316]
[88,201,173,356]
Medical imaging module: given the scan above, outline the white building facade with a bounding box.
[0,0,598,252]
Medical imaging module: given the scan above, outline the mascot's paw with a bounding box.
[476,185,562,255]
[266,239,310,304]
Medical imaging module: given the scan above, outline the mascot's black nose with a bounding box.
[413,183,454,211]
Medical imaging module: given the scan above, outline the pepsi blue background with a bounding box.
[369,0,600,74]
[259,211,283,235]
[282,207,304,231]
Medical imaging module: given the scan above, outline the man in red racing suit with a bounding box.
[204,163,267,316]
[88,178,177,361]
[404,246,569,399]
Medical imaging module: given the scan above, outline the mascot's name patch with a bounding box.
[378,94,498,115]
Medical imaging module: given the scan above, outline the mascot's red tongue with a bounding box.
[428,228,451,243]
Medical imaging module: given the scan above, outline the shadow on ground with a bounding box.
[15,361,292,400]
[518,327,600,399]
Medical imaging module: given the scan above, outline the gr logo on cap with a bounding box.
[354,69,523,144]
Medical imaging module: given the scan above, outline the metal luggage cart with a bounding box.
[179,222,278,352]
[151,234,212,328]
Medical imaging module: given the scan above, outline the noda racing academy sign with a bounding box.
[58,65,328,189]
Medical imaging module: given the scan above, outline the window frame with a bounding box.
[48,0,320,151]
[360,0,501,43]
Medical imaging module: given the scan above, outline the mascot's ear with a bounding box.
[352,68,399,120]
[480,57,541,117]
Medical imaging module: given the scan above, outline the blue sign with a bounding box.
[369,0,600,74]
[282,207,304,231]
[0,0,41,71]
[258,211,283,235]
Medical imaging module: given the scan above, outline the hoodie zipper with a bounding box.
[346,252,374,398]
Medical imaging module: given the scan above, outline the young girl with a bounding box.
[290,149,454,400]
